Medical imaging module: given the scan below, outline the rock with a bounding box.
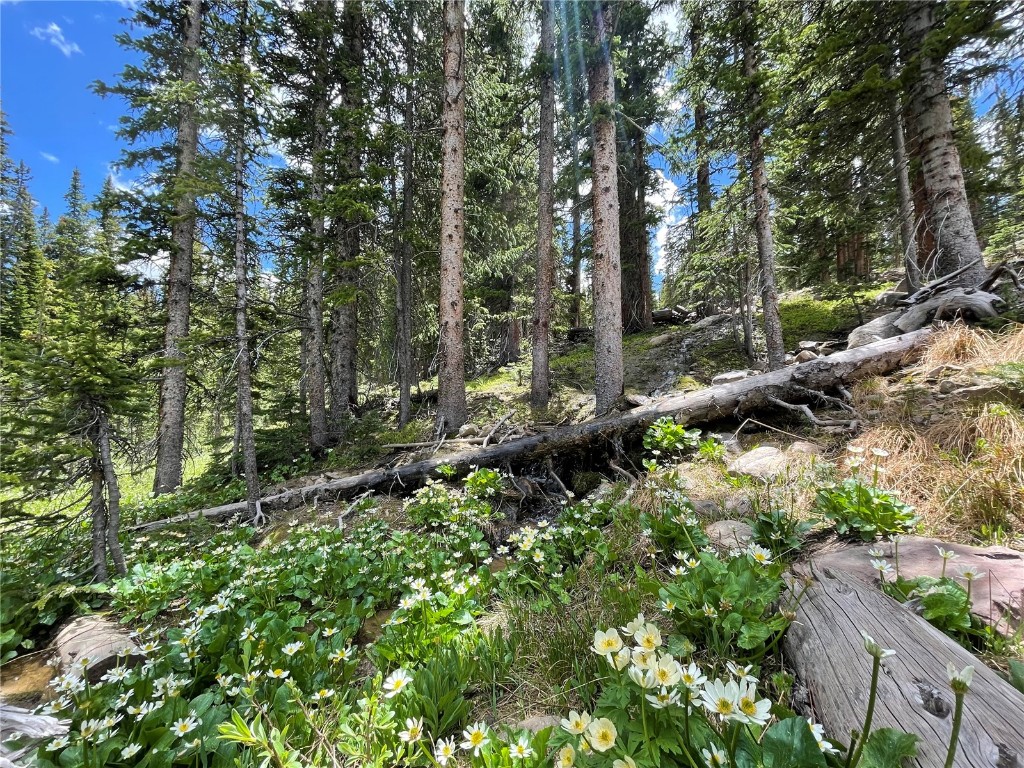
[706,520,755,550]
[874,289,907,308]
[784,354,796,365]
[794,350,818,363]
[711,369,755,386]
[646,333,675,348]
[788,440,823,456]
[798,340,820,351]
[624,393,651,407]
[812,537,1024,630]
[55,616,142,685]
[457,423,479,438]
[692,313,730,331]
[937,379,959,395]
[517,715,561,733]
[847,311,904,349]
[692,499,720,518]
[723,493,754,518]
[708,432,743,455]
[727,446,786,480]
[487,557,508,574]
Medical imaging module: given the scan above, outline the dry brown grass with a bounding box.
[915,321,1024,371]
[850,324,1024,541]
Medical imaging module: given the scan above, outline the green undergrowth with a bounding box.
[8,440,1015,768]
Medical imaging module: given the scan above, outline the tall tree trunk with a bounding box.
[329,0,364,438]
[691,16,712,222]
[569,198,583,328]
[89,456,108,582]
[231,0,260,521]
[96,410,126,576]
[153,0,204,495]
[588,0,624,415]
[569,132,584,329]
[530,0,555,409]
[396,3,416,428]
[743,0,785,371]
[619,116,652,333]
[437,0,468,433]
[890,69,921,290]
[902,0,987,287]
[307,13,330,453]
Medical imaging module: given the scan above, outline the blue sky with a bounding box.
[1,0,139,216]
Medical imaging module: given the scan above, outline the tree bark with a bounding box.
[306,9,331,453]
[231,0,260,521]
[153,0,204,495]
[396,3,416,428]
[902,0,987,287]
[743,0,785,370]
[531,1,555,410]
[96,410,126,576]
[890,68,921,290]
[89,457,108,582]
[588,0,625,415]
[153,329,935,529]
[329,0,364,438]
[619,113,652,334]
[437,0,468,433]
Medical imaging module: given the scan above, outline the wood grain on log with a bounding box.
[785,566,1024,767]
[132,330,933,532]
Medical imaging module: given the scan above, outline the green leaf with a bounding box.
[860,728,918,768]
[1008,659,1024,695]
[761,717,828,767]
[738,621,773,650]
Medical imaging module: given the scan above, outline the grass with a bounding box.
[851,323,1024,543]
[777,288,881,349]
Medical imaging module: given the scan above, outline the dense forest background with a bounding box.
[1,0,1023,578]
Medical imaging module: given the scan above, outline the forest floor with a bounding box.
[3,291,1023,768]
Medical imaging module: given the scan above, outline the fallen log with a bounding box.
[131,329,933,532]
[785,566,1024,768]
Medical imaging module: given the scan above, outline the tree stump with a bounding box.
[785,566,1024,767]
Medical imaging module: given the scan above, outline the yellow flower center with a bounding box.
[716,698,734,715]
[740,698,757,716]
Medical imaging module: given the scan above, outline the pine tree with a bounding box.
[437,0,468,433]
[530,0,555,410]
[96,0,210,494]
[902,0,988,286]
[588,0,624,415]
[3,164,47,343]
[2,173,142,580]
[743,0,785,370]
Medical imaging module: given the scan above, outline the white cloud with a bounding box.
[30,22,82,57]
[40,152,59,164]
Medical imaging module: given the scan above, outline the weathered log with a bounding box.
[893,288,1003,333]
[847,310,904,349]
[0,704,69,767]
[785,566,1024,768]
[130,330,934,533]
[55,616,142,685]
[812,537,1024,630]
